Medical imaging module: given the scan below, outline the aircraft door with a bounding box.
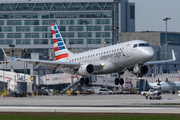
[126,44,130,57]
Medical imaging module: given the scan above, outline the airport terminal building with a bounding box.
[0,0,135,75]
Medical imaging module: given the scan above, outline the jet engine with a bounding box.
[78,64,94,76]
[132,65,149,77]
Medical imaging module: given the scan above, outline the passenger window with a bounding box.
[133,44,137,48]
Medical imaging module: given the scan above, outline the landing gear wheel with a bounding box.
[80,78,84,85]
[119,78,124,85]
[114,78,119,85]
[85,78,89,85]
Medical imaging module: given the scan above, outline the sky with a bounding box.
[129,0,180,32]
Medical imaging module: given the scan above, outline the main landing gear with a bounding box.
[80,78,89,85]
[114,74,124,85]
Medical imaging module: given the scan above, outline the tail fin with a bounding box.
[51,22,72,61]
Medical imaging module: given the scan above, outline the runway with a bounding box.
[0,94,180,113]
[0,106,180,113]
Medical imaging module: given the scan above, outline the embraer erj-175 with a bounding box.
[2,23,176,86]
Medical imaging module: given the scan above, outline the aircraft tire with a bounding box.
[80,78,84,85]
[114,78,119,85]
[120,78,124,85]
[85,78,89,85]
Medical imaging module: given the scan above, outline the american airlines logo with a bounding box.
[100,51,125,60]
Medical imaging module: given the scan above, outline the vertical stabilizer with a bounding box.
[51,22,71,61]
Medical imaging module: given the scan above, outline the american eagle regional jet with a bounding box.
[2,23,176,86]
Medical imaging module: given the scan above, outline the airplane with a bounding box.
[148,79,180,94]
[2,22,176,86]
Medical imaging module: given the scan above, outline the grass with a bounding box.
[0,113,180,120]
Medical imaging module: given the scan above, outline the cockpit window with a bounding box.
[133,44,137,48]
[139,43,150,47]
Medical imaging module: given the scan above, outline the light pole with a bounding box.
[69,42,73,51]
[83,20,89,51]
[104,41,108,47]
[163,17,171,73]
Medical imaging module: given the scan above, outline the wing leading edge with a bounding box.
[145,50,176,66]
[1,48,101,71]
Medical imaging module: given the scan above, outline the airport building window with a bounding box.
[69,3,83,10]
[69,26,83,31]
[104,26,111,31]
[16,3,29,11]
[42,33,52,38]
[51,3,66,11]
[0,4,12,11]
[34,3,48,11]
[66,33,74,38]
[0,40,4,45]
[34,39,48,45]
[57,26,66,31]
[0,33,4,38]
[42,20,57,25]
[7,33,21,38]
[60,20,67,25]
[16,26,30,32]
[67,20,74,25]
[69,39,83,44]
[5,39,13,45]
[7,20,21,25]
[16,39,23,44]
[0,20,4,25]
[34,26,48,31]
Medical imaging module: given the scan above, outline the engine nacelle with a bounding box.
[132,65,149,75]
[78,64,94,76]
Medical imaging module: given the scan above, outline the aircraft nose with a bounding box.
[143,48,155,60]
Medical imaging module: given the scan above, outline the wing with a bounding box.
[145,50,176,68]
[2,48,101,71]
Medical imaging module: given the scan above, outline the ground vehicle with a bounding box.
[97,88,113,95]
[141,89,159,96]
[8,80,33,97]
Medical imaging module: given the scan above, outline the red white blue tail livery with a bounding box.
[51,22,69,61]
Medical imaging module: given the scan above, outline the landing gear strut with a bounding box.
[114,74,124,86]
[80,77,89,85]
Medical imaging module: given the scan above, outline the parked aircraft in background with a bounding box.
[2,23,176,86]
[148,80,180,94]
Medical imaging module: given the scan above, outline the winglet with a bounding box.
[1,48,8,59]
[172,50,176,60]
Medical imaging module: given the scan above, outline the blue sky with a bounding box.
[129,0,180,32]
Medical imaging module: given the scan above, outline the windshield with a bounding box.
[139,43,150,47]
